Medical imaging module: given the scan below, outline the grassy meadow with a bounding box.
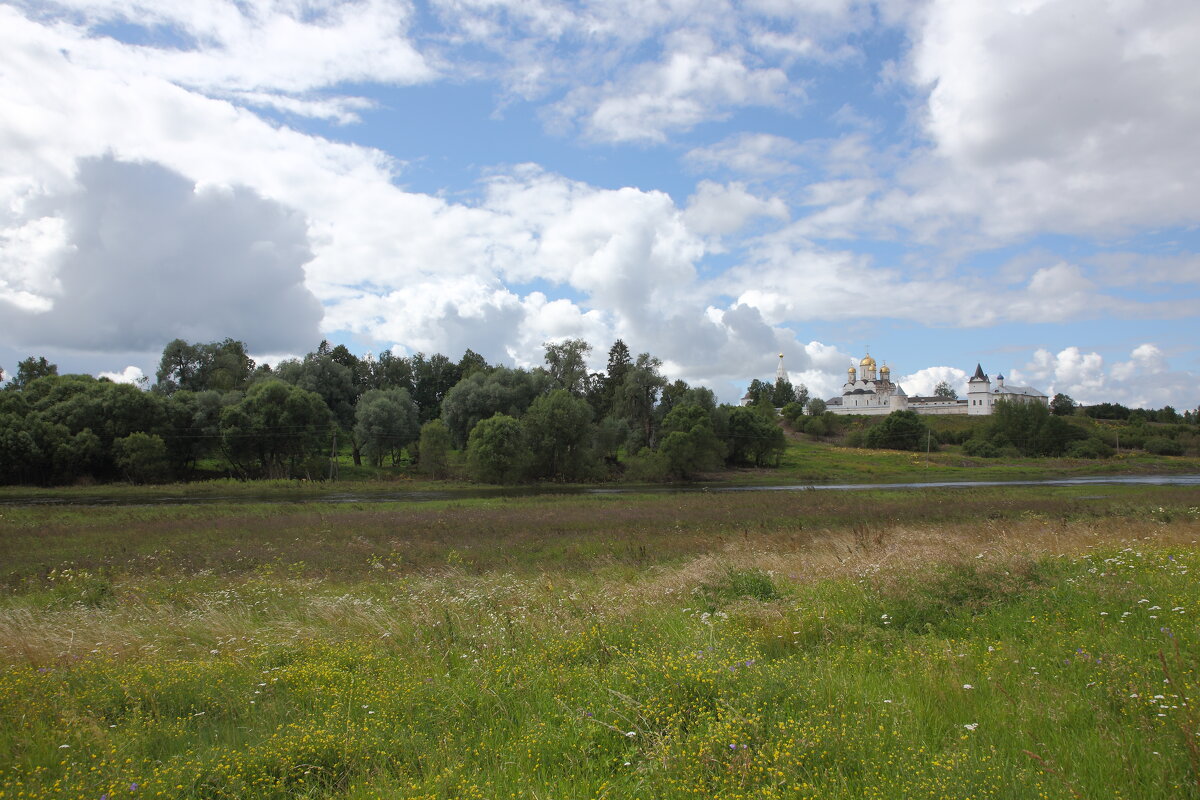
[3,485,1200,798]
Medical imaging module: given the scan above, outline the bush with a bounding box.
[781,402,806,426]
[114,432,170,484]
[466,414,530,484]
[844,430,867,448]
[417,419,452,478]
[864,410,932,452]
[804,416,828,438]
[624,447,671,482]
[1066,438,1113,459]
[1144,436,1184,456]
[961,438,1000,458]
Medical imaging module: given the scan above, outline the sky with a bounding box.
[1,0,1198,408]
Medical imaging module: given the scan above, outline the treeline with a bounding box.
[0,339,786,486]
[820,401,1198,458]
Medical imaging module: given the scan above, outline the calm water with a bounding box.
[3,473,1199,507]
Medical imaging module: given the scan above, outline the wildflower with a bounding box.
[963,723,978,731]
[625,731,637,737]
[962,684,973,690]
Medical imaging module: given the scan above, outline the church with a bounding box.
[821,352,1049,416]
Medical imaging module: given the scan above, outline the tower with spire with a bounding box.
[966,363,992,415]
[776,353,786,383]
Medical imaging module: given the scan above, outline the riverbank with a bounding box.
[3,436,1198,505]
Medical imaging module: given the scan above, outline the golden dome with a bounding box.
[880,363,890,374]
[860,354,876,368]
[847,364,857,375]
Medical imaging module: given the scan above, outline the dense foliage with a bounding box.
[0,337,803,485]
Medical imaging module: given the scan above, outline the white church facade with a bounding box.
[823,353,1048,416]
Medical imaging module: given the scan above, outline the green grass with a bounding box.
[766,434,1200,485]
[3,488,1200,798]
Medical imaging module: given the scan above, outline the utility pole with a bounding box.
[329,429,339,481]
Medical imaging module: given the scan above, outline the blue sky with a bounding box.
[1,0,1197,408]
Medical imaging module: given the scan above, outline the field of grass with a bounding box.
[3,486,1200,798]
[767,435,1200,486]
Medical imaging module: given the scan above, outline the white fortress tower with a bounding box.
[967,363,992,415]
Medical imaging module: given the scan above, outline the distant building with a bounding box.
[823,353,1047,416]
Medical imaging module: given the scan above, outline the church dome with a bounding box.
[860,354,876,368]
[880,363,890,375]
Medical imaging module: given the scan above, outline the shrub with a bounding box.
[465,414,530,484]
[1144,436,1184,456]
[844,430,867,448]
[1066,438,1113,459]
[804,416,828,438]
[781,402,806,426]
[417,419,452,477]
[865,410,932,451]
[624,447,671,482]
[962,438,1000,458]
[114,432,170,484]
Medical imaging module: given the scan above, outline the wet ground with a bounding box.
[3,473,1199,507]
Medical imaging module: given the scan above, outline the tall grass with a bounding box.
[1,488,1199,798]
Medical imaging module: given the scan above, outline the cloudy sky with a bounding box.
[1,0,1197,408]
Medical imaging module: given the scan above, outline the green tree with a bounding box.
[933,381,958,400]
[410,352,462,422]
[771,376,797,407]
[466,414,530,484]
[219,380,332,479]
[865,410,930,451]
[658,404,726,478]
[599,340,633,418]
[988,399,1085,456]
[161,389,232,476]
[354,388,420,467]
[52,429,104,483]
[543,338,593,397]
[458,349,489,382]
[724,406,786,467]
[276,350,360,462]
[595,414,631,464]
[620,353,667,451]
[781,401,806,426]
[744,378,772,407]
[11,356,58,390]
[1050,393,1076,416]
[155,339,254,394]
[1082,402,1130,420]
[807,398,827,416]
[114,432,170,484]
[793,383,810,410]
[524,389,597,480]
[417,419,453,478]
[362,349,414,394]
[441,367,548,447]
